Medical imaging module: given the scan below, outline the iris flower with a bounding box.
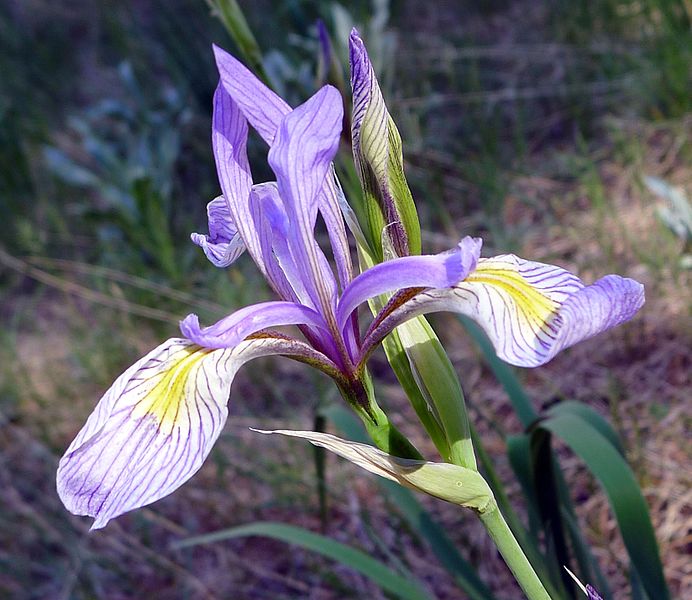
[57,33,644,530]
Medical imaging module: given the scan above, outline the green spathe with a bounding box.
[254,429,495,513]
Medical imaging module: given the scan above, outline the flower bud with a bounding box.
[349,29,421,259]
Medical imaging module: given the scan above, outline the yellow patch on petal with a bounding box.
[466,259,559,326]
[130,345,212,435]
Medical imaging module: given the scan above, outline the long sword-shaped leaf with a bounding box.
[540,413,669,600]
[547,401,624,454]
[174,521,431,600]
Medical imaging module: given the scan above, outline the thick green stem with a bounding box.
[339,371,423,460]
[397,317,477,470]
[480,505,553,600]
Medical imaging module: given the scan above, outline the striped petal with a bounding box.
[213,83,279,290]
[363,254,644,367]
[213,44,353,289]
[213,44,290,146]
[267,86,343,319]
[56,337,305,529]
[190,195,246,267]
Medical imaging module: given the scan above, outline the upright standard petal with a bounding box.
[58,339,240,529]
[214,44,353,289]
[362,254,644,368]
[191,195,246,267]
[267,86,343,318]
[213,44,291,146]
[336,237,482,329]
[212,83,273,284]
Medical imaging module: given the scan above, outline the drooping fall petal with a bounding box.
[57,336,331,530]
[58,339,244,529]
[363,254,644,368]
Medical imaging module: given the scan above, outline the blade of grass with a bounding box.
[0,247,178,323]
[173,521,432,600]
[205,0,270,85]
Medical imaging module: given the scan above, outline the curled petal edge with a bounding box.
[191,195,246,268]
[180,301,328,350]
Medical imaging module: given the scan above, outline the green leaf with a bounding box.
[506,435,542,536]
[324,404,496,600]
[174,522,431,600]
[540,413,669,600]
[507,434,572,598]
[547,401,624,454]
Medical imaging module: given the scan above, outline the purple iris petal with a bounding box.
[180,301,327,350]
[191,195,246,267]
[213,44,290,145]
[214,44,353,290]
[337,236,482,329]
[57,336,325,530]
[249,182,312,306]
[360,255,644,368]
[267,86,343,319]
[57,339,236,529]
[211,84,260,267]
[547,274,645,360]
[318,171,354,290]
